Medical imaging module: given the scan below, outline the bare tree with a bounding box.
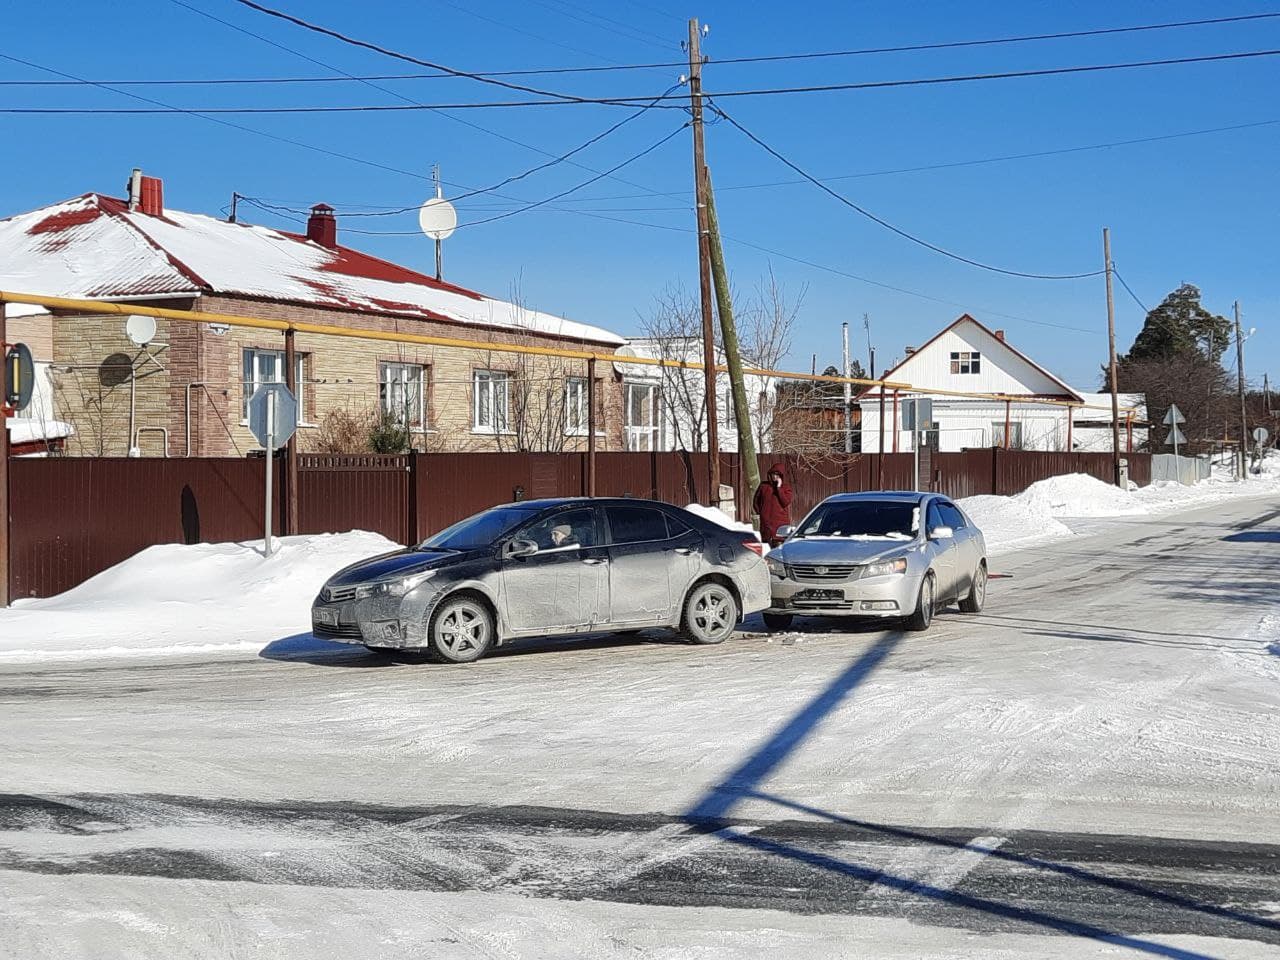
[635,283,710,451]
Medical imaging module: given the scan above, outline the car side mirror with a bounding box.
[504,538,538,559]
[776,524,795,540]
[929,526,954,541]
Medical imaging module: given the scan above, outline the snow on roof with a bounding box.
[6,419,74,444]
[0,193,623,345]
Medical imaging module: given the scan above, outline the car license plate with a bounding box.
[314,608,338,626]
[796,588,843,601]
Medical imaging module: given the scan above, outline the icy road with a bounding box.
[1,495,1278,959]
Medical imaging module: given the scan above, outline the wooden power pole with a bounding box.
[704,166,760,505]
[688,18,720,505]
[1235,301,1248,479]
[1103,228,1122,486]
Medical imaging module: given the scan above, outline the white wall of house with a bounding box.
[859,399,1072,453]
[616,339,778,452]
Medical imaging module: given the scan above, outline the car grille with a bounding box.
[313,621,362,640]
[790,597,856,610]
[789,563,858,583]
[323,585,358,603]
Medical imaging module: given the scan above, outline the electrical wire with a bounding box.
[712,104,1103,280]
[227,0,599,104]
[9,11,1278,84]
[1112,268,1151,314]
[13,46,1280,114]
[522,0,674,51]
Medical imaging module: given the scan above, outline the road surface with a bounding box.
[1,494,1277,958]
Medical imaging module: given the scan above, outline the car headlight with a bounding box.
[859,557,908,578]
[355,569,437,599]
[766,556,787,578]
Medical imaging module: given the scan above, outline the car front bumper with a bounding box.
[767,572,923,618]
[311,591,439,649]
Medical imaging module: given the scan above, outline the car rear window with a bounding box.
[606,506,670,544]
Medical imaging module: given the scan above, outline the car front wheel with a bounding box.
[681,581,738,644]
[425,594,494,664]
[905,574,935,632]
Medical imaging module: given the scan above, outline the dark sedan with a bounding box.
[311,498,771,664]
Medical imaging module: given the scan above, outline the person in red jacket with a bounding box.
[753,463,794,547]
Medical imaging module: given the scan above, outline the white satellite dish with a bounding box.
[419,196,458,240]
[125,314,156,346]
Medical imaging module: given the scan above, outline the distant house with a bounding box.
[0,170,629,457]
[4,302,72,455]
[859,315,1145,453]
[614,338,778,452]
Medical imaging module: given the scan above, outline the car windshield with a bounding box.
[795,500,918,541]
[420,506,540,551]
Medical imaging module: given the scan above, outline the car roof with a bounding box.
[490,496,681,511]
[821,490,931,504]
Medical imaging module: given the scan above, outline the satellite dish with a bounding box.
[419,197,458,240]
[125,314,156,346]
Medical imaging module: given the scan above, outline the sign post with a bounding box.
[1251,426,1269,475]
[1163,404,1186,475]
[248,384,298,557]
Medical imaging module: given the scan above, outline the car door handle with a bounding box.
[673,547,694,556]
[581,557,608,565]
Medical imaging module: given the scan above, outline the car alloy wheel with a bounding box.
[906,575,935,632]
[960,562,987,614]
[427,595,494,664]
[683,581,738,645]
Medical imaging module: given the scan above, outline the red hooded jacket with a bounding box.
[753,463,794,545]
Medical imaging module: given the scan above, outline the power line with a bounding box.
[711,104,1103,281]
[1112,268,1151,314]
[522,0,673,51]
[10,11,1279,85]
[14,46,1280,114]
[227,0,594,103]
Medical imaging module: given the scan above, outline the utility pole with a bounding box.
[1235,301,1248,479]
[1103,228,1122,486]
[704,166,760,502]
[842,321,852,453]
[864,313,875,380]
[688,18,719,505]
[229,192,240,223]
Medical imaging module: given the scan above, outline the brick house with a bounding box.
[0,171,628,457]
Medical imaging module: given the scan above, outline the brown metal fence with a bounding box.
[7,448,1152,599]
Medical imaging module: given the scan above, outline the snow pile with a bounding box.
[0,531,397,662]
[958,493,1073,552]
[683,503,766,551]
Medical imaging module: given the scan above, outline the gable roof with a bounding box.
[0,193,624,345]
[859,314,1083,403]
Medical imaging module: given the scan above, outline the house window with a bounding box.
[991,421,1022,448]
[565,377,589,436]
[624,381,660,451]
[473,370,511,433]
[950,351,981,375]
[379,362,426,428]
[242,348,306,423]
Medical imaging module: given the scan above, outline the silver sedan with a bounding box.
[312,497,771,664]
[763,491,987,632]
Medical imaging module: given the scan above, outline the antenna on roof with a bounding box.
[420,164,457,283]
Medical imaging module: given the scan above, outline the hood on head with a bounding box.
[768,463,786,479]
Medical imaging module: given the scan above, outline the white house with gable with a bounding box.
[858,314,1144,453]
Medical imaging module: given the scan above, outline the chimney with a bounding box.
[994,330,1005,342]
[126,169,165,216]
[307,203,337,248]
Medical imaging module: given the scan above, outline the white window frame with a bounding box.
[242,348,306,424]
[624,381,661,451]
[379,361,427,429]
[950,351,981,375]
[991,420,1022,447]
[565,376,589,436]
[473,369,512,434]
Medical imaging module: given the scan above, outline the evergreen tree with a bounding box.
[1123,283,1231,363]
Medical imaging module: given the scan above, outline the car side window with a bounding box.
[926,501,946,534]
[520,509,596,553]
[665,512,694,538]
[606,506,669,545]
[938,502,966,530]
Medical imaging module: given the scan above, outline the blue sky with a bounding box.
[3,0,1277,388]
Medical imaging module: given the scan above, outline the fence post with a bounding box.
[406,452,418,545]
[991,447,1000,496]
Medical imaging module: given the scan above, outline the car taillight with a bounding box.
[743,539,764,556]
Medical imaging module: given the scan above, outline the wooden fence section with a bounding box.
[8,449,1151,599]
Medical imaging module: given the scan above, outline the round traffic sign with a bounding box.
[1253,426,1269,444]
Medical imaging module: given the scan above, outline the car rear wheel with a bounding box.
[959,561,987,614]
[425,594,494,664]
[905,574,935,632]
[681,581,738,644]
[763,612,794,632]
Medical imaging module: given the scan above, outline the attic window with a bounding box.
[950,351,981,375]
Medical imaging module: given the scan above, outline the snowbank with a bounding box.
[962,455,1280,555]
[0,532,397,662]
